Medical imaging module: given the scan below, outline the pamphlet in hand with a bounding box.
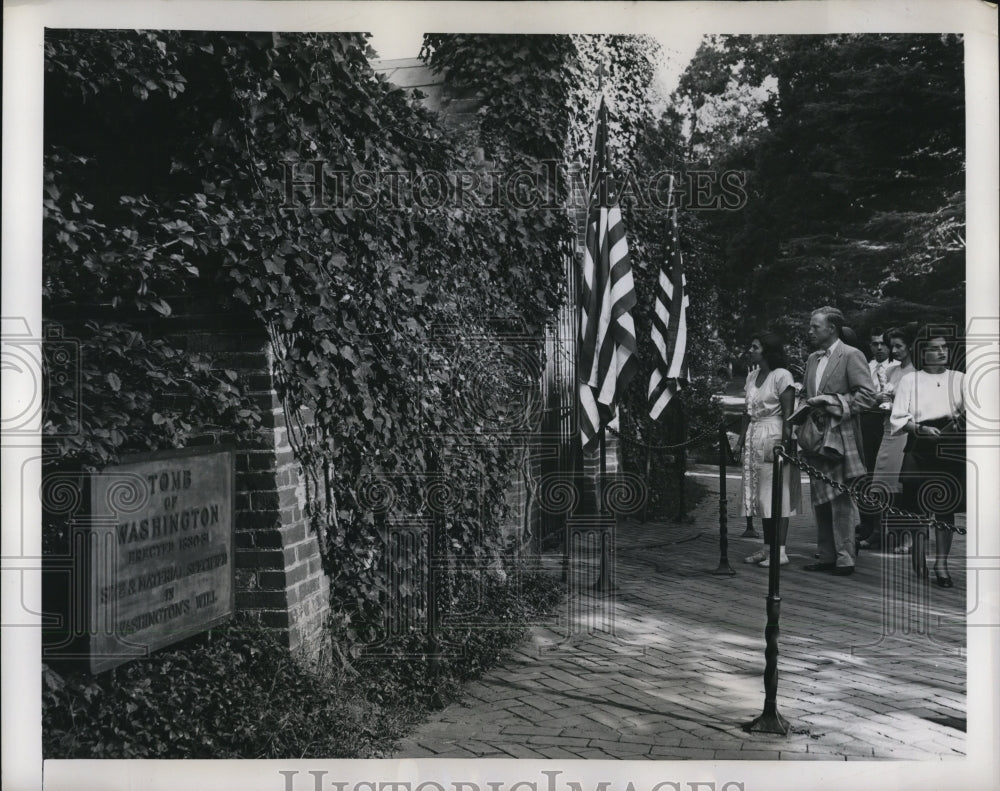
[786,402,812,426]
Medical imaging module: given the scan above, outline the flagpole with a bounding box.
[580,67,634,595]
[593,422,615,592]
[593,67,614,593]
[592,78,609,523]
[599,425,607,517]
[584,96,602,519]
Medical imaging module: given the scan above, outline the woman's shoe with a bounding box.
[744,548,768,564]
[759,551,789,567]
[933,568,954,588]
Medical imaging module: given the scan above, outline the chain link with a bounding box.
[607,422,723,453]
[600,427,963,534]
[775,448,965,534]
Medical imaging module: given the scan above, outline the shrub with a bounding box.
[43,617,380,759]
[43,568,564,759]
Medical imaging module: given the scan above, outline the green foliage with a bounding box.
[43,570,564,758]
[420,34,661,169]
[43,32,261,473]
[44,619,375,759]
[422,34,577,164]
[43,320,248,468]
[44,30,580,662]
[422,33,684,520]
[669,34,964,355]
[45,29,188,102]
[568,35,662,168]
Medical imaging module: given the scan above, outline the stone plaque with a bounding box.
[87,447,234,672]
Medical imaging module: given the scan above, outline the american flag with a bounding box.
[648,201,689,420]
[578,97,639,451]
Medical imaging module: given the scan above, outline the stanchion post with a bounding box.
[675,449,687,520]
[748,446,790,734]
[593,530,615,592]
[710,422,736,576]
[673,401,689,523]
[599,426,606,514]
[593,427,615,593]
[640,445,651,524]
[740,517,761,538]
[562,510,570,582]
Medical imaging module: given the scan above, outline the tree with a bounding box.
[668,34,965,360]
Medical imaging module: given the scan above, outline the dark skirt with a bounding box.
[900,417,966,517]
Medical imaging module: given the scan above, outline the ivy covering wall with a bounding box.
[43,30,662,659]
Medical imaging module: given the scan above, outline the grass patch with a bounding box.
[42,565,564,758]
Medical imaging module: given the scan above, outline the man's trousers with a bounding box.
[814,491,859,568]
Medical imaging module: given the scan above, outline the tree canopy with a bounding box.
[668,34,965,362]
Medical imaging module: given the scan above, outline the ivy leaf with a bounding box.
[150,299,172,317]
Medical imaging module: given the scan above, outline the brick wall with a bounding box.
[374,59,550,552]
[174,307,330,663]
[501,444,532,548]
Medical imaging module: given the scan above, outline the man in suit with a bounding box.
[868,328,899,387]
[801,307,877,575]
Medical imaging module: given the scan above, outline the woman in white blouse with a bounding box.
[890,330,965,586]
[736,332,801,567]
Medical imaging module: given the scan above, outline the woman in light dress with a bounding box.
[736,332,801,567]
[861,325,918,551]
[890,328,965,586]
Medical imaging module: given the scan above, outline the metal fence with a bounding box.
[538,252,581,549]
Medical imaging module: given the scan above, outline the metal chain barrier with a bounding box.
[774,448,965,534]
[606,422,723,453]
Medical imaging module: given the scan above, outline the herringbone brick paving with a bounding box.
[392,466,967,759]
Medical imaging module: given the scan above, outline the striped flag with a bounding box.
[578,98,639,451]
[648,201,689,420]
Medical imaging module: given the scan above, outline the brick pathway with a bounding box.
[392,465,966,760]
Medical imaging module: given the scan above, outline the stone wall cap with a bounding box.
[372,58,444,90]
